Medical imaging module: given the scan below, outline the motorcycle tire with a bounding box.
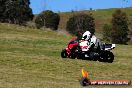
[61,49,67,58]
[99,51,114,63]
[107,52,114,63]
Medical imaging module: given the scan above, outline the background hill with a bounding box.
[58,8,132,33]
[0,23,132,88]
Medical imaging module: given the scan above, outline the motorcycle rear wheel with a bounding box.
[99,51,114,63]
[107,52,114,63]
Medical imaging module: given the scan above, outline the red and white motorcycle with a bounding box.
[61,38,115,63]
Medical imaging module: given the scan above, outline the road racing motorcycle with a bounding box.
[61,38,115,63]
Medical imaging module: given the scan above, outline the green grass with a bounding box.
[0,23,132,88]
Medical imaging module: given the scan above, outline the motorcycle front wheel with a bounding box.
[61,49,67,58]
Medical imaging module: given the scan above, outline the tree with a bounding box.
[0,0,33,24]
[66,13,95,35]
[35,10,60,30]
[0,0,6,22]
[102,24,112,42]
[111,9,129,44]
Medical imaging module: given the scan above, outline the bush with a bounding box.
[102,24,112,42]
[0,0,33,25]
[111,9,129,44]
[35,10,60,30]
[66,13,95,35]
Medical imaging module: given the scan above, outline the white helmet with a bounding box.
[82,31,91,40]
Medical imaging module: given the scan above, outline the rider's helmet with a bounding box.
[82,31,91,40]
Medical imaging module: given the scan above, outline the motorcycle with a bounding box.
[61,38,115,63]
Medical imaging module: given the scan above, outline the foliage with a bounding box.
[66,13,95,35]
[35,10,60,30]
[111,9,129,44]
[102,24,112,42]
[0,0,33,25]
[0,0,6,22]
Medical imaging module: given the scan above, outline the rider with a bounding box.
[82,31,102,51]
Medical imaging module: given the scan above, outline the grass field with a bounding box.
[0,23,132,88]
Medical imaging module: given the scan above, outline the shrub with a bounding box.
[102,24,112,42]
[66,13,95,35]
[35,10,60,30]
[111,9,129,44]
[0,0,33,25]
